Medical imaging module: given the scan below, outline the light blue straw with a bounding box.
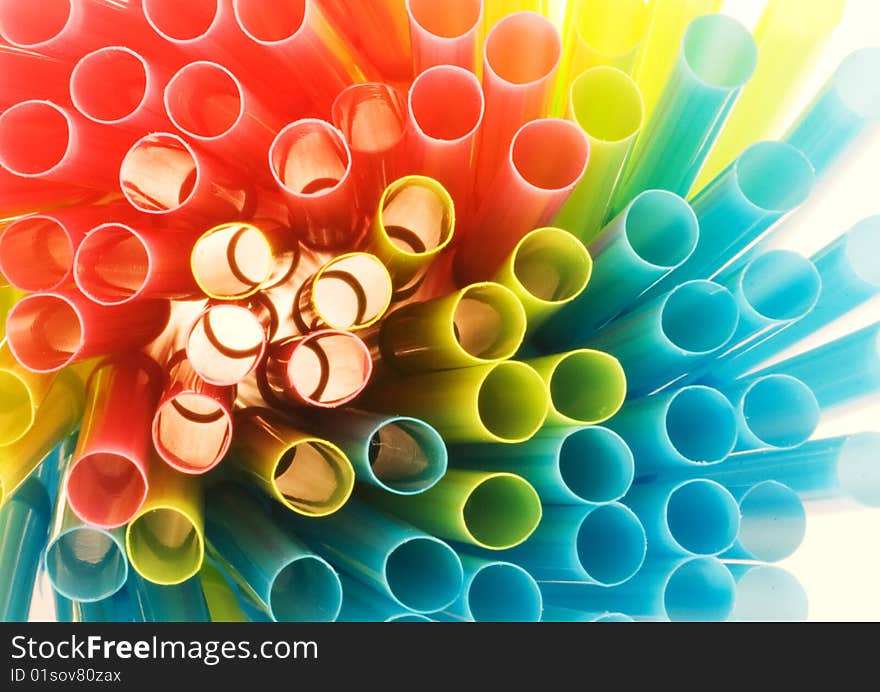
[727,564,808,622]
[723,481,806,563]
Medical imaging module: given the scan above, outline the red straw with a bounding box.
[0,44,71,106]
[406,0,483,74]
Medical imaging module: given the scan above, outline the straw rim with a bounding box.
[331,82,409,155]
[573,0,650,60]
[664,479,741,555]
[44,524,129,602]
[232,0,309,46]
[661,556,736,622]
[71,46,151,126]
[375,175,456,259]
[575,503,647,586]
[142,0,222,44]
[458,472,543,549]
[408,65,486,145]
[5,291,84,373]
[475,361,549,443]
[508,227,593,307]
[191,222,274,300]
[557,426,636,504]
[732,141,815,214]
[164,60,247,142]
[184,303,269,386]
[508,118,590,193]
[0,0,73,49]
[269,437,355,517]
[268,553,343,622]
[569,66,645,145]
[483,11,561,90]
[545,349,627,425]
[0,212,76,292]
[67,448,149,529]
[680,14,758,91]
[120,132,201,215]
[738,374,820,449]
[360,415,448,495]
[151,391,234,474]
[659,280,739,356]
[73,222,156,306]
[446,282,528,365]
[307,252,393,331]
[382,534,464,613]
[125,504,205,586]
[406,0,483,41]
[0,99,73,178]
[464,560,543,622]
[663,385,738,465]
[621,190,699,270]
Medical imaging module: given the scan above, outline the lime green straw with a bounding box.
[199,560,247,623]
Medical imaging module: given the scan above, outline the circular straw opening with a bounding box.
[379,178,454,256]
[512,229,591,305]
[0,0,70,46]
[663,557,736,622]
[548,350,626,424]
[120,134,199,214]
[576,504,646,586]
[511,120,589,191]
[0,216,73,291]
[143,0,219,41]
[408,0,481,39]
[385,537,463,613]
[74,224,150,305]
[67,452,148,528]
[285,331,372,407]
[477,362,548,442]
[558,427,634,504]
[270,120,350,196]
[45,527,127,602]
[269,556,342,622]
[735,142,814,212]
[661,281,738,354]
[5,294,83,372]
[846,217,880,287]
[166,62,243,139]
[0,371,33,445]
[462,474,542,549]
[625,191,698,268]
[453,284,525,361]
[332,83,407,155]
[273,439,354,516]
[234,0,306,42]
[570,67,642,142]
[311,254,392,330]
[666,387,737,463]
[192,223,273,299]
[683,14,757,89]
[467,563,542,622]
[837,432,880,507]
[485,12,560,85]
[836,47,880,120]
[153,393,232,474]
[666,480,740,555]
[127,508,203,585]
[737,481,806,562]
[72,48,148,124]
[0,101,70,176]
[732,566,808,622]
[575,0,649,58]
[367,418,447,494]
[740,251,821,321]
[409,65,484,141]
[741,375,820,449]
[186,305,267,385]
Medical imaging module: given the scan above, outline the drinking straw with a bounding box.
[625,479,740,556]
[724,481,806,563]
[5,291,169,373]
[306,410,447,495]
[784,47,880,178]
[0,344,56,447]
[584,280,739,396]
[635,0,722,118]
[406,65,485,215]
[727,564,808,622]
[541,606,633,623]
[365,176,456,289]
[442,555,542,622]
[0,170,99,219]
[541,556,736,622]
[0,43,71,106]
[483,1,549,31]
[554,67,644,243]
[66,355,164,528]
[540,190,698,349]
[526,350,626,427]
[459,118,590,282]
[199,559,247,622]
[702,433,880,508]
[152,354,233,475]
[231,407,355,517]
[379,283,526,372]
[450,426,634,506]
[287,497,462,614]
[362,361,548,443]
[337,575,429,622]
[695,0,846,188]
[190,222,276,301]
[71,577,142,623]
[492,228,592,334]
[264,331,372,408]
[720,375,820,451]
[132,574,210,623]
[365,470,542,550]
[504,503,645,585]
[406,0,483,74]
[612,14,758,207]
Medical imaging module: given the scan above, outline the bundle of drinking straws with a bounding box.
[1,0,879,623]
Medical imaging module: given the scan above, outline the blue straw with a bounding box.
[132,574,210,623]
[442,555,542,622]
[723,481,806,563]
[727,564,808,622]
[74,577,142,623]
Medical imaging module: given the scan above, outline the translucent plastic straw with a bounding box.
[540,190,698,349]
[784,47,880,178]
[584,280,738,396]
[443,555,542,622]
[0,44,71,106]
[231,408,355,517]
[199,559,247,622]
[0,344,56,447]
[5,291,169,373]
[458,118,590,283]
[132,574,210,623]
[379,282,526,372]
[288,497,463,614]
[406,0,483,73]
[724,481,806,563]
[541,556,736,622]
[727,564,808,622]
[612,14,757,207]
[66,356,164,528]
[554,67,644,243]
[449,425,634,506]
[363,361,548,443]
[484,0,548,31]
[696,0,846,188]
[71,576,141,623]
[0,170,98,218]
[190,222,278,301]
[503,504,646,585]
[365,469,542,550]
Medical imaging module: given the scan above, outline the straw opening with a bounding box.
[576,504,646,586]
[46,527,127,601]
[410,67,484,142]
[477,362,547,442]
[166,62,244,140]
[128,508,203,584]
[270,120,351,197]
[837,433,880,507]
[68,452,148,527]
[570,67,642,143]
[666,480,739,555]
[661,282,738,354]
[192,223,273,299]
[5,294,83,372]
[380,179,454,256]
[153,393,232,473]
[120,134,199,214]
[625,191,698,268]
[462,474,541,549]
[143,0,219,41]
[683,15,757,89]
[0,370,33,445]
[234,0,306,43]
[736,142,814,212]
[835,47,880,119]
[549,350,626,424]
[740,251,821,321]
[512,120,589,191]
[269,556,342,622]
[741,376,820,449]
[311,254,392,330]
[558,427,634,504]
[663,558,736,622]
[284,331,372,407]
[385,537,463,613]
[453,284,525,361]
[0,101,70,176]
[732,566,808,622]
[0,0,70,47]
[0,215,72,291]
[72,48,148,124]
[466,563,542,622]
[367,418,447,494]
[512,229,591,304]
[273,440,354,516]
[485,12,560,86]
[186,305,267,385]
[846,217,880,287]
[574,0,649,58]
[332,83,407,155]
[74,224,150,305]
[736,482,806,563]
[408,0,481,39]
[666,387,737,464]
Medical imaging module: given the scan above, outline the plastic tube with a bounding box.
[625,479,740,556]
[132,574,210,623]
[66,356,164,528]
[727,564,808,622]
[0,170,98,218]
[724,481,806,563]
[287,497,462,614]
[443,555,542,622]
[483,1,548,31]
[449,426,634,506]
[364,470,542,550]
[491,228,592,334]
[0,43,70,106]
[5,291,169,374]
[406,0,483,73]
[584,280,739,396]
[379,283,526,372]
[231,408,355,517]
[190,222,277,300]
[337,575,428,622]
[362,361,548,443]
[613,14,758,207]
[72,577,141,623]
[526,350,626,427]
[151,354,233,475]
[0,344,56,447]
[696,0,846,188]
[502,504,645,585]
[459,118,590,283]
[540,190,699,349]
[784,47,880,178]
[554,67,644,243]
[199,559,247,622]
